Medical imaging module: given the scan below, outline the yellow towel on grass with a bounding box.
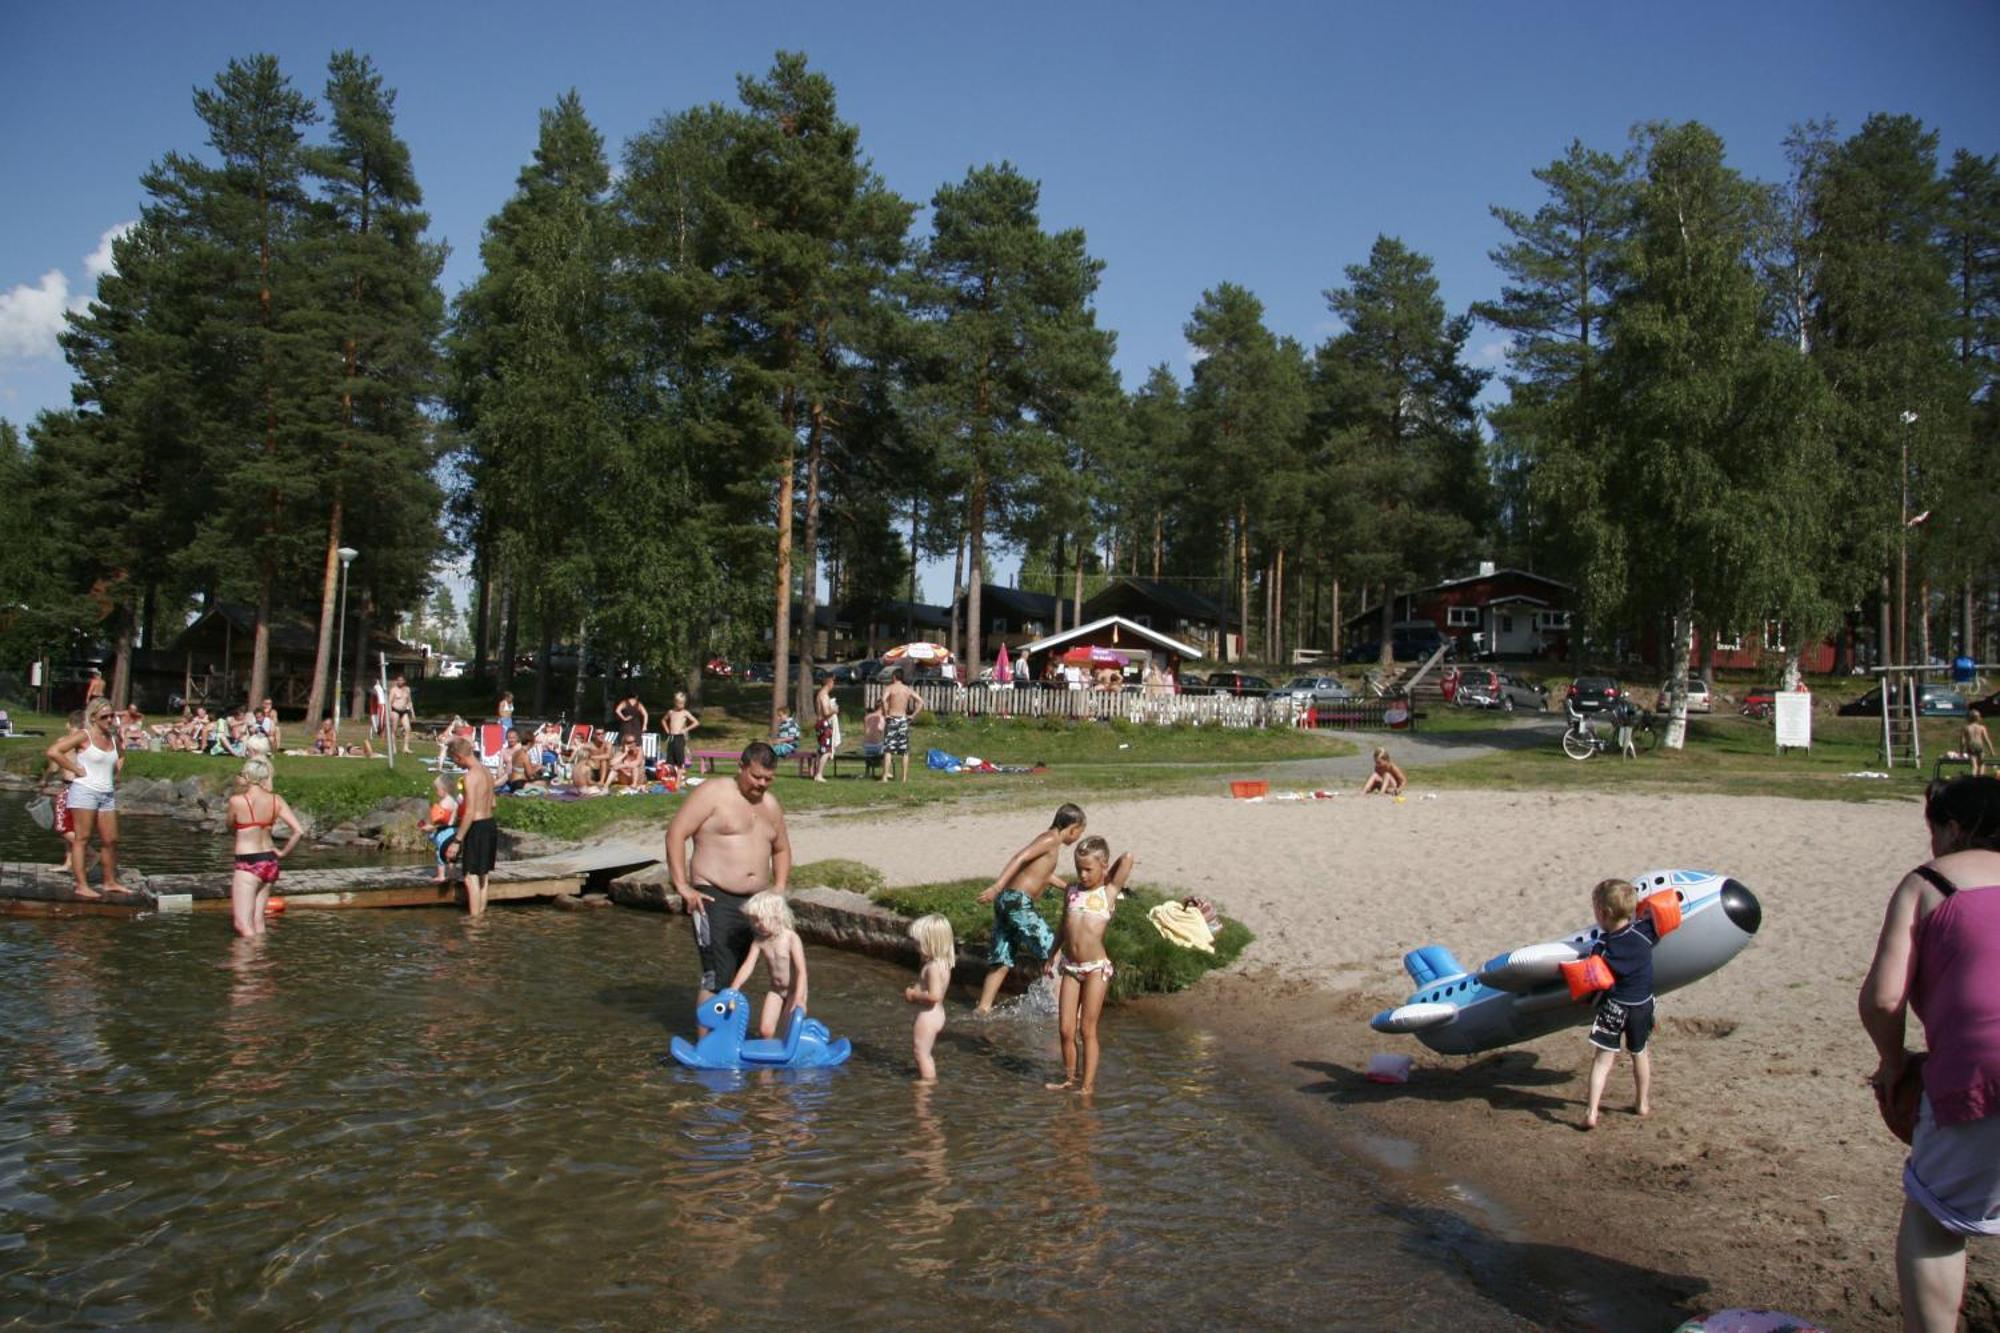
[1147,902,1215,954]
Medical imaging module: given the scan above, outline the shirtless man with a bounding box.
[879,670,922,783]
[661,691,699,784]
[664,742,793,1022]
[388,675,414,745]
[974,803,1086,1012]
[445,738,499,917]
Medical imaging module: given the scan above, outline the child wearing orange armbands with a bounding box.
[1582,877,1661,1129]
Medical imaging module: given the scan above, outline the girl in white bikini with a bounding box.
[1047,835,1135,1095]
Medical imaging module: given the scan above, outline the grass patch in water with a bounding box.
[793,859,887,894]
[871,877,1250,1000]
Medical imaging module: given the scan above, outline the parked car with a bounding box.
[1277,675,1355,707]
[1660,678,1712,713]
[1175,671,1211,693]
[1206,671,1274,696]
[1837,684,1969,718]
[1966,686,2000,718]
[703,657,733,678]
[740,661,774,683]
[1341,640,1382,665]
[851,658,883,684]
[1390,620,1453,662]
[1565,675,1623,715]
[1741,685,1782,720]
[1456,670,1547,712]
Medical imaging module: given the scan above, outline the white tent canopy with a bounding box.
[1015,615,1203,663]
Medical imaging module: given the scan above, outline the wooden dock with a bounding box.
[0,850,661,916]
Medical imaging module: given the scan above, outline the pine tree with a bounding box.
[299,50,445,725]
[908,163,1114,679]
[1315,237,1489,663]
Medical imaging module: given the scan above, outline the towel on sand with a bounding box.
[1148,901,1216,954]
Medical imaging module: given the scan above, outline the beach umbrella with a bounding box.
[994,642,1011,679]
[881,642,952,663]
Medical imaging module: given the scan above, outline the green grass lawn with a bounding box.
[1419,709,1952,801]
[870,876,1252,999]
[0,710,1355,839]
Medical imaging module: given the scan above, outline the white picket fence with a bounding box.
[862,682,1300,729]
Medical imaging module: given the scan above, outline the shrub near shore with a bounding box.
[872,877,1250,999]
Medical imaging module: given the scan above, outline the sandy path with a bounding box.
[775,787,1994,1329]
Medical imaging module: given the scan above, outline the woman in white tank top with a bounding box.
[44,699,128,899]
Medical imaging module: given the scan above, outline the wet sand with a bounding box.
[789,788,1999,1331]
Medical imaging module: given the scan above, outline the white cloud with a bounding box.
[1470,339,1511,368]
[1183,342,1208,365]
[0,222,136,360]
[0,270,70,359]
[83,222,133,284]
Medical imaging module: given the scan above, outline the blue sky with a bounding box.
[4,1,1997,599]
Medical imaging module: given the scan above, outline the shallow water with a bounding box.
[0,795,427,874]
[0,910,1532,1328]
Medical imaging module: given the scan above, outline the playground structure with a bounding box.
[1871,661,1993,770]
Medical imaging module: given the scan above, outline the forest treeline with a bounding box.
[2,50,1994,732]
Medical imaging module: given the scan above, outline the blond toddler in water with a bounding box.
[904,914,955,1082]
[728,891,809,1038]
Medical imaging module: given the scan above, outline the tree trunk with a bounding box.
[248,571,272,708]
[1152,513,1163,580]
[1274,548,1286,661]
[1236,504,1250,668]
[797,401,826,723]
[534,609,553,716]
[908,494,921,611]
[1663,601,1696,750]
[499,574,518,694]
[572,620,590,724]
[947,525,965,656]
[966,475,987,680]
[110,609,133,710]
[770,398,797,731]
[472,535,490,687]
[1052,531,1065,636]
[1964,580,1977,665]
[1378,594,1394,669]
[1878,571,1893,668]
[348,598,371,721]
[1072,533,1084,630]
[303,498,345,726]
[1331,575,1341,659]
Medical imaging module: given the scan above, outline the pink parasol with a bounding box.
[993,641,1012,679]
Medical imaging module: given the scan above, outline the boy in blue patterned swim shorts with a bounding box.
[974,804,1088,1012]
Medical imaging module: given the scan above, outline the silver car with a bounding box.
[1456,670,1547,712]
[1278,675,1356,706]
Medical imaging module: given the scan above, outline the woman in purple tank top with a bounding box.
[1860,776,2000,1332]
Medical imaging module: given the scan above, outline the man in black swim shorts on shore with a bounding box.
[663,742,792,1032]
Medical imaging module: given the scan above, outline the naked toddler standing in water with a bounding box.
[904,914,955,1082]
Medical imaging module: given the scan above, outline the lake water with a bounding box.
[0,909,1541,1328]
[0,795,427,874]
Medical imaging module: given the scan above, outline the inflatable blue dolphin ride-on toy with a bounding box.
[668,987,853,1071]
[1370,869,1762,1057]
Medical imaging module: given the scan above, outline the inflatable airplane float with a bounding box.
[669,987,853,1071]
[1370,869,1762,1056]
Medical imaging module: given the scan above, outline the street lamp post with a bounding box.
[333,547,359,736]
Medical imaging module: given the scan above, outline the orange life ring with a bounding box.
[265,896,287,915]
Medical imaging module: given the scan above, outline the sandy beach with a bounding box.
[789,787,1998,1330]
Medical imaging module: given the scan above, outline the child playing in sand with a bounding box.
[1582,877,1658,1129]
[1048,835,1135,1095]
[904,914,955,1082]
[974,803,1087,1012]
[420,776,459,884]
[728,890,810,1039]
[1361,747,1406,795]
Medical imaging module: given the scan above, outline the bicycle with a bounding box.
[1562,702,1659,760]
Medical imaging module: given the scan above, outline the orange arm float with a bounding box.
[1638,890,1682,936]
[1561,955,1615,1002]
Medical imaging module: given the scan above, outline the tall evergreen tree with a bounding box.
[298,51,445,725]
[1315,237,1489,663]
[907,162,1113,679]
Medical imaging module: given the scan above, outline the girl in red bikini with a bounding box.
[227,756,303,938]
[1047,835,1136,1096]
